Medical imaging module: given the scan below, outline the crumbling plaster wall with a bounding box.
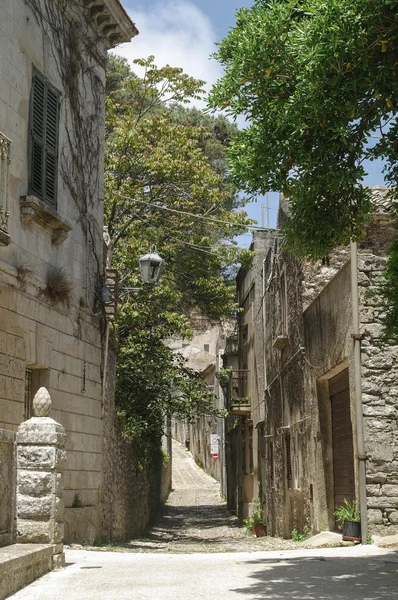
[262,223,307,537]
[303,262,355,533]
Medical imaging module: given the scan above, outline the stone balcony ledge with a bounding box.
[20,195,72,245]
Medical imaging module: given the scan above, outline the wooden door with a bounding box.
[330,370,355,513]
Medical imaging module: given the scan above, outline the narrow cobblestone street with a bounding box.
[122,441,312,553]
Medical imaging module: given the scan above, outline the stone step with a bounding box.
[0,544,54,600]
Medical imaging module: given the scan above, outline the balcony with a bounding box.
[221,369,251,416]
[0,132,11,246]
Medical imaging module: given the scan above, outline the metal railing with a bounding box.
[221,369,250,410]
[0,131,11,232]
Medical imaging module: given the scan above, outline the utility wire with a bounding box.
[107,191,280,232]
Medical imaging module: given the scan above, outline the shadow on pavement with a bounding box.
[231,552,398,599]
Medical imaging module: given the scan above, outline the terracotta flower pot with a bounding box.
[253,524,265,537]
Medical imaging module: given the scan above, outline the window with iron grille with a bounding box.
[285,433,292,487]
[241,422,246,473]
[280,270,288,336]
[24,368,33,420]
[248,422,254,474]
[293,431,301,490]
[269,441,275,488]
[28,67,60,206]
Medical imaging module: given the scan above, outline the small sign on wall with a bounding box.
[210,434,219,459]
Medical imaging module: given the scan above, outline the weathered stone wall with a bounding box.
[236,231,277,519]
[0,0,107,535]
[257,188,398,539]
[358,252,398,536]
[99,334,171,543]
[0,429,16,547]
[261,219,308,537]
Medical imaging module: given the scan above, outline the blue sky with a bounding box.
[119,1,385,247]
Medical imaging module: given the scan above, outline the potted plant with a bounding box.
[334,498,361,542]
[215,368,231,387]
[243,499,265,537]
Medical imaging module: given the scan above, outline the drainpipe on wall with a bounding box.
[262,258,268,392]
[350,240,368,543]
[102,322,110,418]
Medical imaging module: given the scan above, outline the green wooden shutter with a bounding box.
[29,68,60,206]
[29,69,45,198]
[44,84,59,205]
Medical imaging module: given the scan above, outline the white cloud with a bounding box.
[113,1,223,107]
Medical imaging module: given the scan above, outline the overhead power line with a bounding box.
[107,191,280,233]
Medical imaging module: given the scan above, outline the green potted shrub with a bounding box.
[334,499,361,542]
[243,499,265,537]
[215,368,231,387]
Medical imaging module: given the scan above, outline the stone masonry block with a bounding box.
[363,405,396,417]
[54,496,64,521]
[368,509,383,524]
[17,494,53,519]
[55,448,66,469]
[16,417,66,446]
[367,496,398,509]
[361,383,382,397]
[52,552,65,570]
[55,472,63,496]
[54,521,64,543]
[362,355,393,370]
[53,543,64,554]
[16,519,53,543]
[17,445,57,470]
[388,511,398,524]
[367,473,387,484]
[17,470,52,496]
[381,485,398,497]
[366,484,381,497]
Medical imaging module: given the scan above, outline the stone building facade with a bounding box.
[170,318,228,488]
[0,0,138,546]
[229,187,398,539]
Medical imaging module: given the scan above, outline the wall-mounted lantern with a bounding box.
[139,245,164,285]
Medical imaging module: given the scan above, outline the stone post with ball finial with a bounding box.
[16,387,66,568]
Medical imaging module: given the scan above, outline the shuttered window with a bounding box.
[28,68,60,206]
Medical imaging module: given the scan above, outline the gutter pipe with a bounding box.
[350,240,368,543]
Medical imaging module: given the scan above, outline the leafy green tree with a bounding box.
[208,0,398,335]
[105,57,252,457]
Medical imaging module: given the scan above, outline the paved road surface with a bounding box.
[9,441,398,598]
[10,545,398,599]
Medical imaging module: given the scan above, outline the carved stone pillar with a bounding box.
[16,387,66,568]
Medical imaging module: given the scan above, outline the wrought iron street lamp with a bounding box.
[138,245,164,285]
